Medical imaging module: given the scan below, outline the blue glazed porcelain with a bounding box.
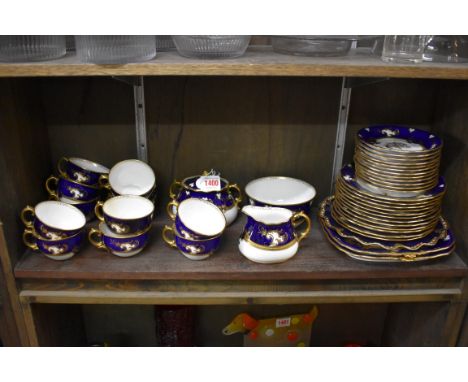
[162,225,222,260]
[23,228,84,260]
[46,175,100,201]
[340,164,446,199]
[89,222,150,257]
[241,205,311,250]
[95,195,154,235]
[319,196,448,251]
[318,197,456,263]
[58,156,109,185]
[21,201,86,240]
[166,198,226,239]
[357,125,442,151]
[169,173,242,225]
[245,176,316,216]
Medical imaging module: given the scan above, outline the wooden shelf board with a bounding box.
[14,214,468,281]
[2,47,468,79]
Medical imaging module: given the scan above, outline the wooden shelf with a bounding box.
[14,214,468,281]
[2,47,468,79]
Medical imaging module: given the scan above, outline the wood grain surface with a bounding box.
[1,48,468,79]
[145,76,341,206]
[14,214,468,281]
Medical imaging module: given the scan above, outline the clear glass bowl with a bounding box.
[423,36,468,63]
[172,35,251,59]
[271,36,357,57]
[381,35,430,64]
[75,35,156,64]
[156,36,175,51]
[0,36,66,62]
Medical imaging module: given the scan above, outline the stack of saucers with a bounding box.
[319,125,455,262]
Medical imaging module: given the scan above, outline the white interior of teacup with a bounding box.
[178,199,226,236]
[35,201,86,230]
[103,195,154,219]
[109,159,155,195]
[242,205,293,225]
[245,176,316,206]
[60,196,96,205]
[70,157,109,173]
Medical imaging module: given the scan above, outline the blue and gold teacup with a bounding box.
[166,198,226,240]
[46,175,100,202]
[58,156,109,186]
[95,195,154,235]
[21,200,86,240]
[162,224,222,261]
[88,222,150,257]
[23,227,85,261]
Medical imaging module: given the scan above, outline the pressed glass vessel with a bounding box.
[0,36,66,62]
[423,36,468,63]
[271,36,357,57]
[75,35,156,64]
[172,35,251,59]
[382,35,430,63]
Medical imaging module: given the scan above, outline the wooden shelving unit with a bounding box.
[1,47,468,79]
[1,44,467,346]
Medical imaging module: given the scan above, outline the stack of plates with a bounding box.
[354,125,442,196]
[319,197,455,263]
[334,164,445,241]
[319,125,455,263]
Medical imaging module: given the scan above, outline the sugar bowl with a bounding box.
[169,171,242,225]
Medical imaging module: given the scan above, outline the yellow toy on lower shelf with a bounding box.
[222,306,319,347]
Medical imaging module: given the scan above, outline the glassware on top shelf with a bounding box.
[172,35,251,59]
[0,36,66,62]
[271,36,358,57]
[423,36,468,63]
[75,36,157,64]
[155,36,176,51]
[381,35,431,64]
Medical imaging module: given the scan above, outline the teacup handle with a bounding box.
[227,183,242,206]
[169,180,182,199]
[22,229,38,251]
[166,200,179,220]
[57,157,69,178]
[94,201,105,222]
[88,228,106,250]
[20,205,35,228]
[292,212,311,244]
[162,225,177,248]
[45,175,59,199]
[98,174,111,190]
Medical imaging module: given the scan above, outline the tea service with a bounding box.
[238,205,311,264]
[169,170,242,225]
[21,200,87,260]
[163,198,226,260]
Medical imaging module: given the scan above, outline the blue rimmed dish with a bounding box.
[58,156,109,186]
[357,125,442,153]
[88,222,151,257]
[318,197,455,262]
[23,228,85,261]
[20,200,86,240]
[245,176,316,215]
[46,175,101,202]
[162,224,222,261]
[95,195,154,235]
[340,164,446,200]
